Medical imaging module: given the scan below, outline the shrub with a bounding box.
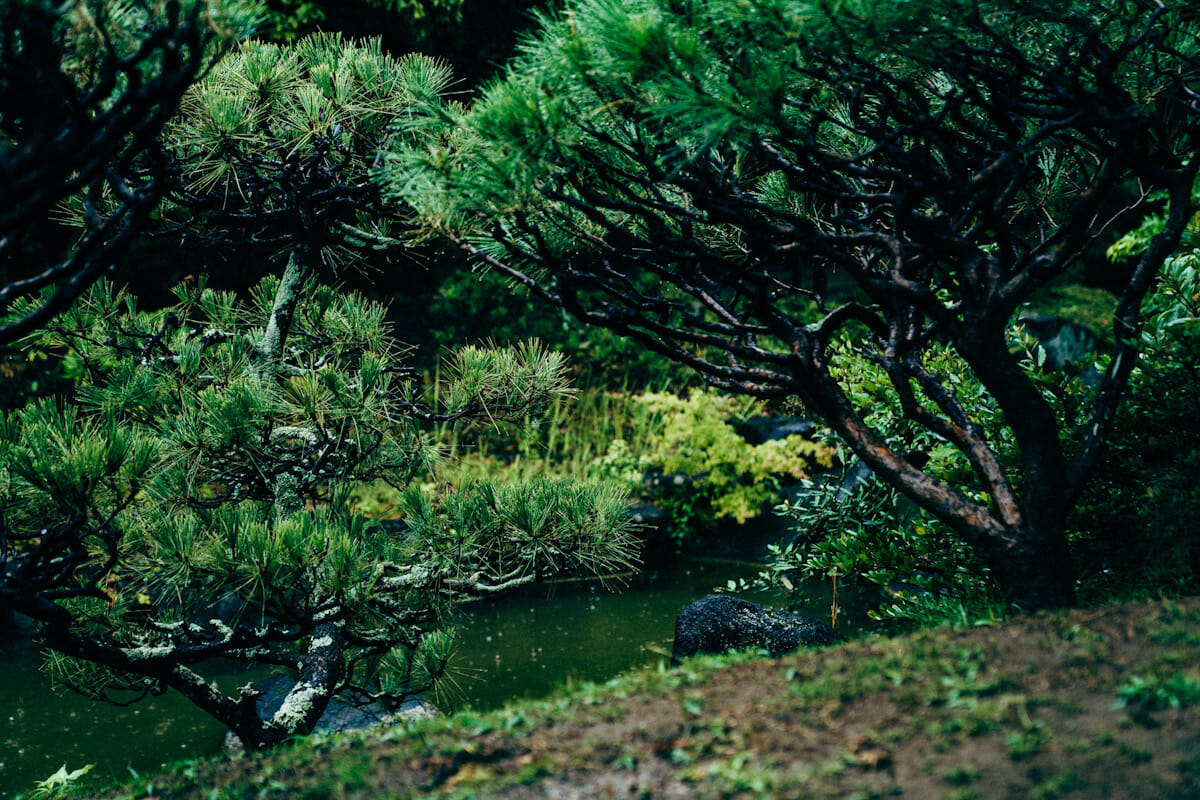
[759,333,1100,628]
[1071,223,1200,601]
[627,389,835,533]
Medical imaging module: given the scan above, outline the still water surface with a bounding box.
[0,639,233,797]
[1,559,850,796]
[444,559,781,712]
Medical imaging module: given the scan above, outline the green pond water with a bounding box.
[1,559,857,797]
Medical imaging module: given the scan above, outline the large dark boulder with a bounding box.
[672,594,842,663]
[736,416,817,445]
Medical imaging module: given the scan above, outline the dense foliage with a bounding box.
[4,1,1200,786]
[59,31,445,294]
[760,330,1090,626]
[0,10,637,751]
[257,0,547,89]
[419,384,836,547]
[763,204,1200,626]
[614,389,834,527]
[1072,204,1200,600]
[0,0,261,345]
[260,0,468,43]
[411,265,700,386]
[383,0,1200,609]
[0,271,635,749]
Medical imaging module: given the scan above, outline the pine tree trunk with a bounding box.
[230,619,347,750]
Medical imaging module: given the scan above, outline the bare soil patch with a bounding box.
[89,597,1200,799]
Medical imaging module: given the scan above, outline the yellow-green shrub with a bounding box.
[626,389,835,533]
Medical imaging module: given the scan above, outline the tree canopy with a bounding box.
[0,0,261,344]
[1,268,635,749]
[0,15,637,750]
[156,32,447,273]
[383,0,1200,610]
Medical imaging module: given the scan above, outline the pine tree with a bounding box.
[146,32,442,279]
[1,272,635,749]
[0,0,261,344]
[383,0,1200,610]
[1,19,636,750]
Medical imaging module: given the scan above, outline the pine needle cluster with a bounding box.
[2,272,636,748]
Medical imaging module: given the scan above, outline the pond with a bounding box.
[0,558,860,797]
[443,558,788,712]
[0,636,233,798]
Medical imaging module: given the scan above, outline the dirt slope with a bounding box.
[89,597,1200,800]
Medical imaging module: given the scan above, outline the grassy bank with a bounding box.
[66,596,1200,800]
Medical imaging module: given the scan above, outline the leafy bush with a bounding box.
[762,473,1006,630]
[375,383,836,549]
[626,390,835,532]
[758,333,1102,628]
[1071,217,1200,601]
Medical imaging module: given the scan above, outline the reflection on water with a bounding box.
[1,558,857,796]
[0,637,231,798]
[441,559,781,712]
[440,557,869,712]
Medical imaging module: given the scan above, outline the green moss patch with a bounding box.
[79,598,1200,800]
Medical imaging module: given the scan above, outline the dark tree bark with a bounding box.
[0,0,212,345]
[433,1,1200,610]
